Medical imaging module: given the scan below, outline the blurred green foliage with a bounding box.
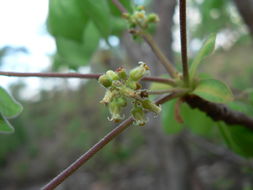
[48,0,133,70]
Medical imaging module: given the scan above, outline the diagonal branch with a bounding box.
[42,117,134,190]
[42,92,181,190]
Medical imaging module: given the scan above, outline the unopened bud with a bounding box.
[116,96,127,107]
[126,79,137,90]
[136,5,145,11]
[98,74,112,88]
[106,70,119,81]
[147,13,160,23]
[116,67,128,80]
[122,13,130,19]
[141,99,161,114]
[129,62,150,81]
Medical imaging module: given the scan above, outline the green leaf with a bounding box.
[181,103,214,136]
[193,79,233,103]
[79,0,112,37]
[0,87,23,118]
[218,122,253,158]
[55,22,100,69]
[189,34,216,80]
[82,22,100,56]
[162,101,214,136]
[107,0,133,17]
[0,114,14,134]
[216,100,253,158]
[162,100,184,134]
[47,0,89,42]
[55,38,88,69]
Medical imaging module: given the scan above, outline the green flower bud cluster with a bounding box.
[123,6,159,30]
[98,62,161,126]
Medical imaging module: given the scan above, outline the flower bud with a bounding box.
[106,70,119,81]
[126,79,137,90]
[122,13,130,19]
[136,5,145,11]
[131,106,147,126]
[98,74,112,88]
[116,67,128,80]
[116,96,127,107]
[129,62,150,81]
[141,99,161,114]
[147,13,160,23]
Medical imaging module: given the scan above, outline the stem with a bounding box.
[42,117,134,190]
[148,88,188,95]
[0,71,176,85]
[141,33,177,78]
[0,71,100,79]
[42,92,182,190]
[111,0,177,78]
[179,0,189,85]
[112,0,127,14]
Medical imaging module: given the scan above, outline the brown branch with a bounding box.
[112,0,127,14]
[179,0,189,85]
[42,117,134,190]
[184,95,253,130]
[42,92,181,190]
[0,71,176,85]
[0,71,101,79]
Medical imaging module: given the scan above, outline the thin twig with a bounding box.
[0,71,176,85]
[148,88,188,95]
[0,71,100,79]
[112,0,127,14]
[179,0,189,85]
[111,0,177,78]
[42,92,181,190]
[141,33,177,78]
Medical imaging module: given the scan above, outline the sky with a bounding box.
[0,0,87,100]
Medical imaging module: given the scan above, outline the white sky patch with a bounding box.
[0,0,71,100]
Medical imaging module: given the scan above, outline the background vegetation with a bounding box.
[0,0,253,189]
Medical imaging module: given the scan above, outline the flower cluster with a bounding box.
[98,62,161,126]
[123,6,159,30]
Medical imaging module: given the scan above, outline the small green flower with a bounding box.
[108,97,125,122]
[100,90,114,104]
[106,70,119,81]
[116,67,128,80]
[141,99,161,114]
[131,105,147,126]
[126,79,138,90]
[129,62,150,81]
[98,74,112,88]
[147,13,160,23]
